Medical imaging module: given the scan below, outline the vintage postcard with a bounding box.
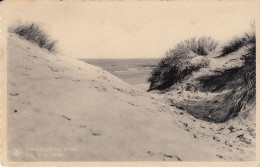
[0,0,259,166]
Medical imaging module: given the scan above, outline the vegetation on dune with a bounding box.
[148,24,255,122]
[8,21,57,53]
[148,36,218,91]
[219,24,256,57]
[198,27,256,120]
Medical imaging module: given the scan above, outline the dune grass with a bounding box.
[148,37,217,91]
[175,36,218,56]
[148,24,255,122]
[9,22,57,53]
[196,27,256,120]
[219,31,255,57]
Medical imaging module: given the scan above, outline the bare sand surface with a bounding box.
[136,83,150,91]
[7,34,255,161]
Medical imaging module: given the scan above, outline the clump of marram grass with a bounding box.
[175,36,218,56]
[219,23,255,57]
[148,36,218,91]
[148,24,255,122]
[9,21,57,53]
[197,25,256,120]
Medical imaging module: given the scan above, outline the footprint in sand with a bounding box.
[162,153,182,161]
[9,93,19,96]
[90,129,101,136]
[61,115,71,121]
[147,151,182,161]
[48,66,59,72]
[79,125,86,128]
[147,151,154,156]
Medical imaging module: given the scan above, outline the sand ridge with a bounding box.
[7,34,255,161]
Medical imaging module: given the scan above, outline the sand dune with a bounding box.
[7,34,255,161]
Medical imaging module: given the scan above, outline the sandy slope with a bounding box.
[7,34,255,161]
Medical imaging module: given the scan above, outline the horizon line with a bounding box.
[79,57,162,60]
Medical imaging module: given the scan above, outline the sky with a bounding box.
[2,0,257,59]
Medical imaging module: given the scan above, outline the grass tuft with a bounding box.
[197,24,256,120]
[148,36,218,91]
[148,23,255,122]
[9,21,57,53]
[219,23,255,57]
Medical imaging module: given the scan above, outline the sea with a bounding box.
[80,58,160,85]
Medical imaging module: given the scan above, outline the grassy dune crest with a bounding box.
[197,27,256,121]
[148,37,218,91]
[8,21,57,53]
[148,25,256,122]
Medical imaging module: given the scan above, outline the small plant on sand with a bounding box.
[9,20,57,53]
[148,37,218,91]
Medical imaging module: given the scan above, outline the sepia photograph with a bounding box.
[0,0,259,166]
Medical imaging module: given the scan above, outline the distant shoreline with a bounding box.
[80,58,160,85]
[80,58,161,60]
